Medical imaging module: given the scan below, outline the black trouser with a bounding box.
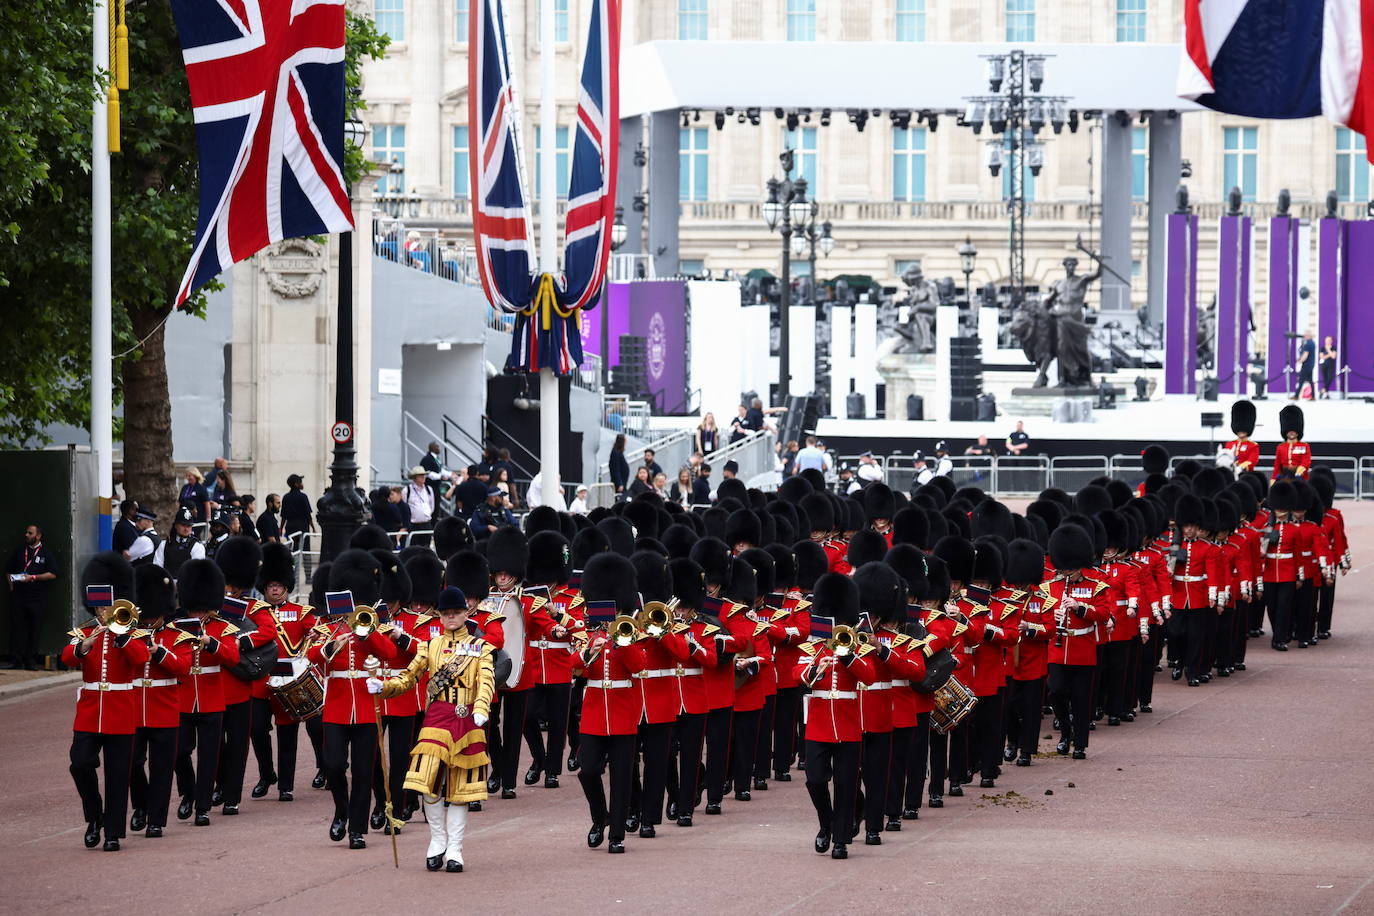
[666,711,705,817]
[249,697,276,785]
[635,720,674,825]
[176,711,224,815]
[522,682,571,777]
[1166,608,1187,668]
[972,689,1005,779]
[1248,593,1267,633]
[1233,600,1251,665]
[1179,608,1210,681]
[1123,636,1142,710]
[703,706,732,804]
[217,699,251,805]
[947,718,971,787]
[372,713,418,815]
[70,731,134,839]
[1007,678,1044,758]
[772,686,802,774]
[275,721,302,792]
[1265,581,1295,647]
[804,739,860,843]
[567,679,585,757]
[730,707,762,791]
[885,725,913,819]
[1294,366,1313,397]
[1318,579,1337,634]
[927,726,948,799]
[1101,641,1131,717]
[305,716,325,773]
[857,730,891,835]
[490,690,528,790]
[323,722,378,836]
[10,595,43,667]
[904,712,931,810]
[577,732,635,842]
[753,695,776,781]
[1214,607,1235,670]
[1048,664,1094,750]
[130,726,178,828]
[1294,580,1319,643]
[1139,625,1163,704]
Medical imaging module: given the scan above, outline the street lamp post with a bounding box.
[958,236,978,304]
[317,112,368,565]
[763,150,813,406]
[605,206,629,390]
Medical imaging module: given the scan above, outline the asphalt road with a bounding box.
[3,505,1371,915]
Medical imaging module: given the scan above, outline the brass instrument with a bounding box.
[610,615,641,646]
[108,600,140,636]
[827,625,857,657]
[348,606,379,638]
[636,602,672,638]
[856,629,874,647]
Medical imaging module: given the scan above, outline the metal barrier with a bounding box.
[883,455,921,495]
[577,482,617,512]
[1049,456,1110,493]
[945,455,995,490]
[708,430,775,488]
[1317,456,1361,500]
[1107,455,1143,479]
[1361,457,1374,501]
[993,455,1050,496]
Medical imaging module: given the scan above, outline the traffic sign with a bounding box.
[330,421,353,445]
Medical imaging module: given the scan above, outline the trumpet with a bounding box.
[610,615,641,647]
[108,600,140,636]
[827,625,858,657]
[347,606,379,638]
[636,602,672,638]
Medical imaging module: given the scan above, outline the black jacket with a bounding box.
[609,450,630,491]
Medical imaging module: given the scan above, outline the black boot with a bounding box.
[251,774,276,799]
[129,809,146,832]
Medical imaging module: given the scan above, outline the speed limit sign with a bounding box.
[330,421,353,445]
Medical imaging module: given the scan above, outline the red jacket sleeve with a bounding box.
[155,638,194,676]
[844,651,878,685]
[208,629,241,665]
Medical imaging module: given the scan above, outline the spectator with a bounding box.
[113,499,140,554]
[794,436,830,475]
[208,466,237,508]
[728,405,749,444]
[742,396,785,436]
[178,467,212,523]
[1319,336,1338,398]
[371,486,409,545]
[609,434,630,495]
[687,451,705,479]
[965,435,996,457]
[642,449,664,479]
[837,465,860,495]
[691,463,713,504]
[653,472,670,499]
[695,413,720,456]
[669,467,693,507]
[780,439,799,480]
[527,471,565,511]
[6,524,59,669]
[205,510,232,558]
[420,440,454,506]
[405,467,436,546]
[1291,331,1315,399]
[471,486,517,539]
[721,460,740,481]
[492,467,519,508]
[454,465,490,518]
[237,494,259,540]
[569,485,591,516]
[1005,421,1030,455]
[257,493,282,543]
[281,473,314,545]
[203,456,228,491]
[857,452,884,483]
[492,449,517,490]
[628,466,653,498]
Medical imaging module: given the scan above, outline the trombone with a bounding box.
[610,615,642,647]
[347,606,380,638]
[635,602,672,638]
[107,600,140,636]
[827,625,858,657]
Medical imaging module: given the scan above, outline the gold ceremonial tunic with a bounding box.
[381,631,495,803]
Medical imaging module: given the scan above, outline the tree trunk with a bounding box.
[122,305,178,527]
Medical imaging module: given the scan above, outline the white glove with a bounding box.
[474,713,488,727]
[365,677,383,695]
[785,627,800,638]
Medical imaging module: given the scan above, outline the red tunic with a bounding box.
[177,619,241,714]
[501,589,558,692]
[671,618,718,716]
[701,597,747,711]
[1223,437,1260,473]
[1168,539,1224,609]
[794,641,878,743]
[1272,440,1312,479]
[61,626,153,734]
[770,592,812,690]
[856,640,894,734]
[379,610,428,717]
[579,640,648,736]
[307,627,399,726]
[1261,521,1303,584]
[1043,576,1112,667]
[1011,588,1056,681]
[821,538,853,576]
[220,600,279,706]
[250,601,319,722]
[729,609,773,714]
[1099,559,1143,643]
[634,626,695,724]
[136,627,193,729]
[964,587,1020,697]
[529,588,584,685]
[877,629,927,728]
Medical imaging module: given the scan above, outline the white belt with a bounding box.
[328,670,371,680]
[1299,552,1313,557]
[81,682,133,692]
[811,690,858,700]
[1066,626,1097,636]
[1173,575,1206,582]
[137,678,178,688]
[190,665,221,675]
[1264,553,1292,559]
[379,669,404,678]
[1115,599,1130,607]
[891,679,910,687]
[530,639,571,650]
[675,666,704,676]
[589,679,633,689]
[857,681,892,691]
[636,668,679,679]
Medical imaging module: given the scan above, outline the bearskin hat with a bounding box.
[623,499,660,540]
[1025,514,1049,549]
[1105,479,1134,509]
[597,517,636,558]
[923,554,952,603]
[1048,524,1096,572]
[1192,467,1228,499]
[852,562,904,626]
[846,529,888,569]
[214,536,261,592]
[445,549,490,602]
[661,522,698,560]
[765,544,797,591]
[257,542,296,592]
[925,508,949,543]
[1142,473,1168,496]
[1231,399,1256,437]
[800,492,834,534]
[723,557,757,607]
[715,477,749,507]
[1025,499,1063,533]
[800,467,828,493]
[527,531,572,585]
[581,553,639,612]
[523,505,562,536]
[970,538,1005,586]
[1074,484,1113,518]
[668,558,707,610]
[1098,510,1131,552]
[1174,493,1206,529]
[309,562,332,612]
[433,516,473,559]
[932,535,974,584]
[1279,404,1304,440]
[485,526,528,578]
[631,550,673,603]
[810,572,859,626]
[134,565,175,621]
[942,507,971,540]
[635,536,668,557]
[1310,474,1336,511]
[1006,539,1046,586]
[862,483,896,522]
[349,524,394,554]
[177,559,225,613]
[689,537,734,588]
[371,549,412,607]
[82,550,135,604]
[793,540,829,592]
[777,476,814,505]
[891,506,929,548]
[571,526,611,569]
[701,507,728,541]
[884,544,929,599]
[327,549,383,606]
[405,551,446,609]
[739,547,775,598]
[1038,486,1074,509]
[1174,458,1202,480]
[726,508,762,548]
[952,486,987,507]
[970,499,1015,541]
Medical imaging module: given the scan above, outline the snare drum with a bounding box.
[268,657,325,722]
[929,675,978,735]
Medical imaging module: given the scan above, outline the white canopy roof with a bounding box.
[619,41,1202,117]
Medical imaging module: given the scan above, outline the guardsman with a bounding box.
[1137,445,1170,498]
[689,537,743,815]
[64,553,152,851]
[368,550,419,833]
[802,492,852,575]
[1211,499,1248,677]
[1167,496,1225,685]
[1044,524,1112,759]
[850,563,902,846]
[1223,483,1262,671]
[248,543,317,803]
[933,535,977,799]
[1128,500,1170,712]
[367,586,495,873]
[1272,405,1311,479]
[1289,482,1333,647]
[566,526,610,774]
[306,549,399,849]
[1002,540,1051,767]
[795,573,878,860]
[521,532,581,790]
[576,554,649,854]
[1095,510,1144,725]
[128,565,192,838]
[722,555,770,802]
[920,554,966,810]
[1310,472,1351,640]
[663,558,717,827]
[172,559,241,826]
[865,483,897,548]
[1260,481,1303,651]
[1223,400,1260,474]
[881,545,934,823]
[764,544,811,783]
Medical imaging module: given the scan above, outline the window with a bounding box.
[375,0,404,42]
[680,258,706,277]
[783,126,818,192]
[1005,0,1035,41]
[454,0,469,42]
[1222,126,1258,202]
[786,0,816,41]
[1115,0,1146,42]
[679,128,709,201]
[452,126,470,199]
[1001,136,1036,201]
[1131,126,1148,201]
[535,125,571,198]
[892,127,927,201]
[1335,127,1370,202]
[678,0,707,40]
[372,124,406,195]
[896,0,925,41]
[538,0,570,43]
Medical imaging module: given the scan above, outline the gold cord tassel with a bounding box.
[115,0,129,90]
[108,86,121,154]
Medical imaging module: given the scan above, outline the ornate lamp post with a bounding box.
[763,150,813,405]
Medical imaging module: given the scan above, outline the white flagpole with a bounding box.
[92,0,114,549]
[537,0,560,508]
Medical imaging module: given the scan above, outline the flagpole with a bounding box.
[92,0,114,550]
[538,0,560,507]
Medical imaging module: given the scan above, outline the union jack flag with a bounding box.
[170,0,353,308]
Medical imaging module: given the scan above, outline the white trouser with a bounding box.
[446,803,467,864]
[424,796,446,859]
[422,795,468,864]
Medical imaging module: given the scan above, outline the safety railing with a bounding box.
[1049,456,1111,493]
[707,429,776,488]
[992,455,1050,496]
[1108,455,1143,479]
[599,426,697,485]
[1361,457,1374,501]
[1316,456,1361,500]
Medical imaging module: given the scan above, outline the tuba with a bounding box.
[347,606,379,639]
[107,600,140,636]
[827,625,858,657]
[636,602,672,638]
[610,615,641,646]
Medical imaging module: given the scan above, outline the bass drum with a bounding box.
[268,657,324,722]
[482,593,525,689]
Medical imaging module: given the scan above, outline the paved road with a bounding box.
[3,505,1371,915]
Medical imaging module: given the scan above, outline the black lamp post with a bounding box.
[763,150,813,406]
[317,111,368,564]
[603,205,628,390]
[958,236,978,303]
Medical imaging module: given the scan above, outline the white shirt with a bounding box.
[153,538,205,567]
[127,531,157,562]
[569,495,590,516]
[405,482,435,524]
[527,473,566,512]
[857,462,884,482]
[795,446,830,473]
[933,455,953,477]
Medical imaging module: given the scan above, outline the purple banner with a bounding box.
[1165,213,1198,394]
[579,285,631,362]
[1318,218,1340,353]
[1216,215,1252,394]
[1267,217,1299,393]
[581,280,689,411]
[1343,221,1374,394]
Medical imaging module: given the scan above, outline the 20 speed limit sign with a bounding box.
[331,421,353,445]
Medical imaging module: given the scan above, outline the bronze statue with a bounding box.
[1016,256,1102,388]
[895,261,939,354]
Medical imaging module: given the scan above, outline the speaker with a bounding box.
[950,397,978,421]
[906,394,924,421]
[976,393,997,422]
[1201,377,1219,401]
[846,391,866,419]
